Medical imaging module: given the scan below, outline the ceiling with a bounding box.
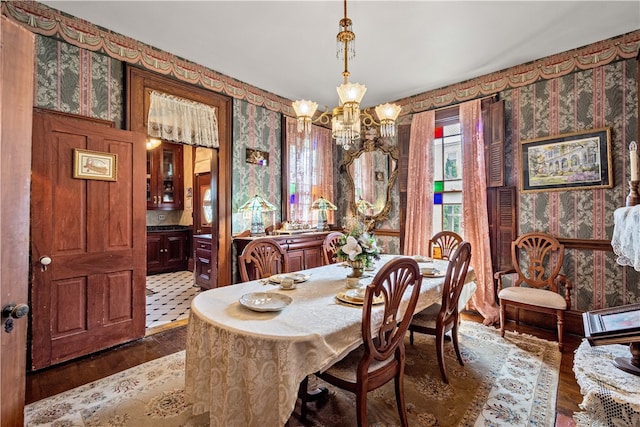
[41,1,640,109]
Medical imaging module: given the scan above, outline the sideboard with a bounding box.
[233,232,330,282]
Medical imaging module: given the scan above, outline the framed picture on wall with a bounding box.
[520,127,612,193]
[73,149,117,181]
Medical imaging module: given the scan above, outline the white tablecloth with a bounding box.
[184,255,451,427]
[612,205,640,271]
[573,340,640,426]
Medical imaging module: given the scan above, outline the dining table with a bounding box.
[184,255,463,427]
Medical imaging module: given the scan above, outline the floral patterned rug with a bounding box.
[25,321,561,426]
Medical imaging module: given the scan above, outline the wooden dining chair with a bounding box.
[495,232,572,351]
[429,231,463,260]
[322,231,343,265]
[238,238,288,282]
[301,257,422,427]
[408,241,472,383]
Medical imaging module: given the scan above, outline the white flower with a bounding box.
[358,232,376,251]
[342,236,363,261]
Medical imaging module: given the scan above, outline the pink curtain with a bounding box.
[460,100,500,324]
[285,117,334,225]
[403,110,435,256]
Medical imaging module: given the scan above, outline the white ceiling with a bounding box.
[41,1,640,109]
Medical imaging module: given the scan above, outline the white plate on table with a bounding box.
[268,273,309,284]
[239,292,292,312]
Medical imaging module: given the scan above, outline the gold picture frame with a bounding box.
[520,127,612,193]
[73,149,117,181]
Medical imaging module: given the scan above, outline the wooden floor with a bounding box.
[25,313,583,425]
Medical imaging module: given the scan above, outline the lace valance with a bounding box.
[612,205,640,271]
[148,91,219,148]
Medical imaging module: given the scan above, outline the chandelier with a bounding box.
[293,0,401,150]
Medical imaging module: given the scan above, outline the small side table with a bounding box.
[573,340,640,426]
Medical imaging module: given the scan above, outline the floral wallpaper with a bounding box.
[231,99,282,234]
[35,35,124,128]
[499,58,639,311]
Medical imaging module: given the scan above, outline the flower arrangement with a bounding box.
[336,217,381,269]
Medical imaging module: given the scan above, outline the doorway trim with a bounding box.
[126,66,233,286]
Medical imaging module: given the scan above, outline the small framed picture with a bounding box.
[246,148,269,166]
[73,149,117,181]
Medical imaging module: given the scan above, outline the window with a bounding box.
[432,120,463,235]
[284,117,334,227]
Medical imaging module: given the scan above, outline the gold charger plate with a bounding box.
[422,270,446,278]
[268,273,309,284]
[336,291,384,306]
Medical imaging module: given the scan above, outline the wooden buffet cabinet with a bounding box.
[233,232,330,282]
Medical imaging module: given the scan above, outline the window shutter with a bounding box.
[483,100,505,187]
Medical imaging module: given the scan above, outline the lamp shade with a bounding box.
[292,100,319,118]
[238,194,277,212]
[311,196,337,211]
[336,82,367,105]
[375,103,402,123]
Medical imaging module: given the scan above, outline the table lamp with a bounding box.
[311,196,337,231]
[239,194,277,236]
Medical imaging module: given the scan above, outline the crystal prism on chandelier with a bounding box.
[292,0,401,149]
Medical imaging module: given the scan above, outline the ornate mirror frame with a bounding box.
[342,138,399,231]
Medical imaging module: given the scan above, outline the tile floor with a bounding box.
[145,270,200,330]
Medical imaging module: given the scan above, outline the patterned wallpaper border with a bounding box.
[2,1,296,116]
[3,2,639,121]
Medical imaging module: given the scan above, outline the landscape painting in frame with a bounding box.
[520,127,612,193]
[73,149,117,181]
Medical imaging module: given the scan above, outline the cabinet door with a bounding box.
[146,234,163,274]
[165,232,187,271]
[303,247,323,269]
[286,250,304,273]
[147,142,184,210]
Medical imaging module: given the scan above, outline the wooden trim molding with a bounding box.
[374,229,400,237]
[558,238,613,252]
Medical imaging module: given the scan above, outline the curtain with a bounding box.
[403,110,435,256]
[148,91,219,148]
[460,99,500,324]
[285,117,334,225]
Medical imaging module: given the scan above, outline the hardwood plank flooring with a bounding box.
[25,313,583,425]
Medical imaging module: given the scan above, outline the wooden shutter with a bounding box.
[483,100,505,187]
[487,186,516,274]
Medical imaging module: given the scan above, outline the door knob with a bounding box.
[2,303,29,319]
[2,303,29,333]
[39,255,52,271]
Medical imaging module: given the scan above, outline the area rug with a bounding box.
[24,321,561,427]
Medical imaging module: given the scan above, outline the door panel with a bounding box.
[30,110,146,370]
[1,16,34,426]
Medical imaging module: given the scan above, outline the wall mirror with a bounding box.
[343,138,399,231]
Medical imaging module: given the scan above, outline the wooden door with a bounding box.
[0,16,34,427]
[30,110,146,370]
